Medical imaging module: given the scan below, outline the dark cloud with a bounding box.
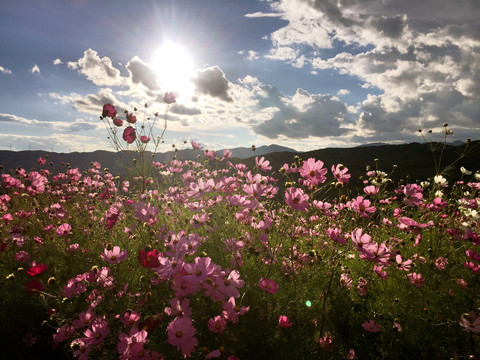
[126,56,160,91]
[170,103,201,116]
[192,66,233,102]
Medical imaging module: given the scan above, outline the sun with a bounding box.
[151,41,195,97]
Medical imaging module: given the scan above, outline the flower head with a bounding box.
[123,126,136,144]
[102,103,117,118]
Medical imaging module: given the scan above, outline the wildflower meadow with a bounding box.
[1,95,479,359]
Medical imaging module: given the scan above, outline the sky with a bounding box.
[1,0,479,153]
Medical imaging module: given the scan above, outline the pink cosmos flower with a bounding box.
[208,315,227,333]
[222,297,249,323]
[117,327,148,358]
[191,141,203,150]
[53,325,74,343]
[84,318,109,345]
[101,246,128,264]
[165,298,192,318]
[401,183,423,207]
[459,311,480,333]
[73,310,96,329]
[120,311,141,327]
[56,223,71,237]
[102,103,117,118]
[166,317,198,357]
[258,278,279,294]
[255,156,272,171]
[299,158,327,185]
[164,92,176,104]
[285,187,310,211]
[332,164,351,185]
[350,196,376,218]
[123,126,136,144]
[363,185,380,195]
[407,272,425,287]
[37,157,46,165]
[278,315,292,328]
[362,320,380,332]
[327,227,346,245]
[182,257,215,284]
[318,333,334,350]
[14,250,30,262]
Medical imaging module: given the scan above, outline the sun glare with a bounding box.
[151,42,195,97]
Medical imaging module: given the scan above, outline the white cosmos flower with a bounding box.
[460,167,472,175]
[434,175,448,187]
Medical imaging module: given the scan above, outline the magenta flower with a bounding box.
[362,320,380,332]
[278,315,292,328]
[164,92,176,104]
[102,103,117,118]
[101,246,128,264]
[122,126,136,144]
[24,279,45,295]
[140,135,150,143]
[27,263,48,276]
[167,317,198,357]
[137,248,161,268]
[113,118,123,127]
[126,113,137,124]
[285,187,310,211]
[258,278,279,294]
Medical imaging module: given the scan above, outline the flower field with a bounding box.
[1,101,479,359]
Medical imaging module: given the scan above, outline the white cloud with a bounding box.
[244,12,284,18]
[68,49,123,86]
[0,66,12,74]
[53,58,63,65]
[259,0,480,144]
[30,64,40,74]
[0,113,99,132]
[337,89,350,96]
[247,50,259,60]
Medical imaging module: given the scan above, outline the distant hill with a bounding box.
[0,144,297,176]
